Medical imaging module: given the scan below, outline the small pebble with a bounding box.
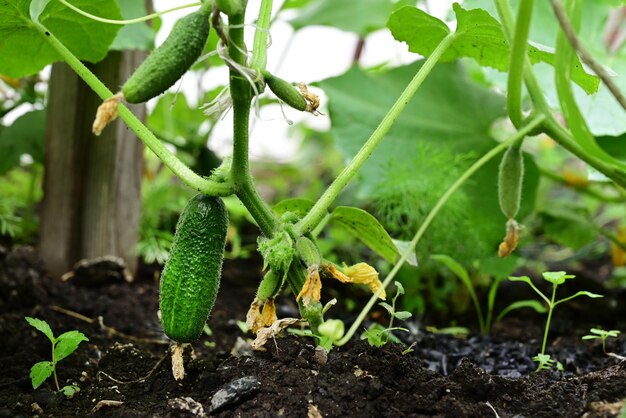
[210,376,261,413]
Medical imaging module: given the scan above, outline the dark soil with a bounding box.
[1,246,626,417]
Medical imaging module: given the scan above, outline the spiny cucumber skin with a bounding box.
[122,11,211,104]
[498,146,524,219]
[262,70,307,111]
[257,270,284,301]
[159,194,228,343]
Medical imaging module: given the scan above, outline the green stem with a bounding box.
[250,0,273,71]
[493,0,551,115]
[507,0,534,127]
[541,285,557,355]
[36,23,233,197]
[227,12,278,237]
[335,114,546,346]
[295,33,456,235]
[58,0,201,25]
[51,343,60,391]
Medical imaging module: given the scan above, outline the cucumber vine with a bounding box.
[29,0,626,349]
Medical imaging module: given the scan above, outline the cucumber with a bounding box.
[122,9,211,104]
[498,145,524,219]
[159,194,228,343]
[262,70,307,111]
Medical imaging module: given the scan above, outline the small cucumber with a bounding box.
[498,145,524,219]
[122,9,211,103]
[159,194,228,343]
[262,70,307,111]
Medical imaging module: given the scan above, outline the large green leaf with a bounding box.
[319,62,539,261]
[387,4,598,93]
[288,0,410,36]
[0,0,122,77]
[0,110,45,175]
[329,206,399,264]
[110,0,154,51]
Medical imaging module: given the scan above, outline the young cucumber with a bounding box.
[159,194,228,343]
[262,70,307,111]
[498,145,524,219]
[122,9,211,104]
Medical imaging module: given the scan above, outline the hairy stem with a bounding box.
[228,11,278,236]
[295,33,456,235]
[507,0,534,127]
[36,23,233,196]
[336,114,546,346]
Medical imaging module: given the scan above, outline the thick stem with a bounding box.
[336,115,546,346]
[36,23,233,196]
[228,12,278,236]
[295,33,456,235]
[507,0,534,127]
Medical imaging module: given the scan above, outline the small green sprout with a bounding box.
[509,271,603,371]
[318,319,345,350]
[361,281,412,347]
[25,317,89,394]
[582,328,624,359]
[532,353,563,372]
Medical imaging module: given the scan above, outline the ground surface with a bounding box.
[1,246,626,417]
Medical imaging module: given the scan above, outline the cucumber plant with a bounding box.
[8,0,626,357]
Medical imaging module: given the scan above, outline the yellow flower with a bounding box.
[323,263,386,300]
[498,218,522,258]
[296,265,322,306]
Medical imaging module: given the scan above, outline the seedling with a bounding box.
[25,317,89,393]
[509,271,603,371]
[361,281,411,347]
[582,328,624,360]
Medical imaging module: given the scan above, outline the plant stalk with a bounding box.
[541,285,557,355]
[336,114,546,346]
[507,0,534,127]
[250,0,273,71]
[295,33,457,235]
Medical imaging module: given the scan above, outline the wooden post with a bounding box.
[40,50,145,279]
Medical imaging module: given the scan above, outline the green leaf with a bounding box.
[61,385,80,397]
[289,0,411,36]
[110,0,154,51]
[273,198,315,218]
[542,271,574,285]
[540,207,598,250]
[387,4,598,93]
[390,240,418,267]
[394,281,405,295]
[556,290,604,305]
[54,331,89,362]
[25,317,55,342]
[30,361,54,389]
[379,302,394,315]
[0,110,45,175]
[147,93,207,148]
[360,324,387,347]
[329,206,399,264]
[496,299,547,322]
[0,0,122,78]
[393,311,412,320]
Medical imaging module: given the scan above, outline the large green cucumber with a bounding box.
[122,9,211,104]
[159,194,228,343]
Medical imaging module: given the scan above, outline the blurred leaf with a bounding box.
[147,93,206,147]
[0,110,45,174]
[388,4,598,93]
[329,206,399,264]
[289,0,411,36]
[496,299,547,322]
[391,239,418,267]
[110,0,154,51]
[540,207,598,250]
[393,310,412,320]
[0,0,122,77]
[273,198,315,218]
